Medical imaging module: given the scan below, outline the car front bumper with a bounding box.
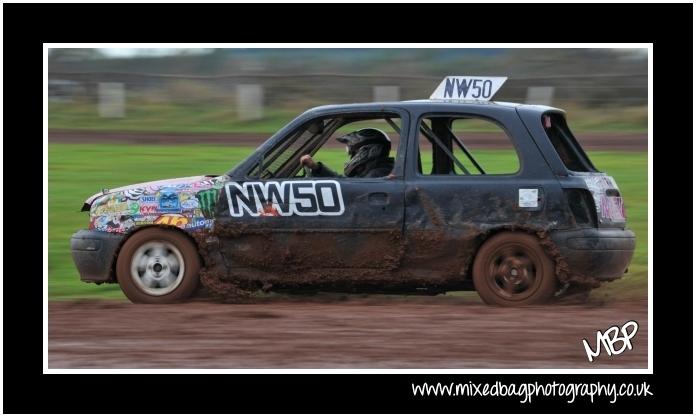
[71,229,125,283]
[550,228,636,280]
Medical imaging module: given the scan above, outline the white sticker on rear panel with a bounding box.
[430,76,507,101]
[519,188,539,208]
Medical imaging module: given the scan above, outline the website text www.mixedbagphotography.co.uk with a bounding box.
[412,381,653,404]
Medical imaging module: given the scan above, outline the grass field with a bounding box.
[48,143,648,300]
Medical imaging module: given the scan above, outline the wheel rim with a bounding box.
[130,240,185,296]
[485,243,542,301]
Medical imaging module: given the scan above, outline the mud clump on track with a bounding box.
[48,297,647,369]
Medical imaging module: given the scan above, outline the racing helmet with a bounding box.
[336,128,391,158]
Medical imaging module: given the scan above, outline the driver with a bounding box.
[300,128,394,178]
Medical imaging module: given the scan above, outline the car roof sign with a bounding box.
[430,76,508,102]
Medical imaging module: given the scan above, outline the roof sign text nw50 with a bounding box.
[430,76,507,101]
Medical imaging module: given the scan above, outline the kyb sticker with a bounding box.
[225,180,345,217]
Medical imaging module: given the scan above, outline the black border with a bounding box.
[4,2,693,414]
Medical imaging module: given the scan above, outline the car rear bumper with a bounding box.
[71,229,124,283]
[550,228,636,280]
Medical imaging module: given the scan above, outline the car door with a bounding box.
[215,109,409,271]
[401,106,564,279]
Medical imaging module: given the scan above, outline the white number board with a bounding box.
[430,76,507,101]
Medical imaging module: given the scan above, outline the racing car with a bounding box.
[71,76,635,306]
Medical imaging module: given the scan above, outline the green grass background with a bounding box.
[49,144,647,301]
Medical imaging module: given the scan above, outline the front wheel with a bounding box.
[116,228,201,303]
[472,232,558,306]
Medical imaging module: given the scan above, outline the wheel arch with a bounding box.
[469,226,562,305]
[464,225,553,282]
[108,225,203,282]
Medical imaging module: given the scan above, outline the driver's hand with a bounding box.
[300,155,318,170]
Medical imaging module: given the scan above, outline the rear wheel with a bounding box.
[116,228,200,303]
[472,232,557,306]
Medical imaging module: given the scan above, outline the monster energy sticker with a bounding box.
[196,189,219,219]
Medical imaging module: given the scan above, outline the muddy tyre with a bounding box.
[116,228,201,303]
[473,232,557,306]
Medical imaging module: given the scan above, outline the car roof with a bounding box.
[304,100,563,115]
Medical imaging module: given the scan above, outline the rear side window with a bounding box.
[542,113,596,172]
[417,116,520,176]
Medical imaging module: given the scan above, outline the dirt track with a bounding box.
[48,129,647,151]
[48,297,648,369]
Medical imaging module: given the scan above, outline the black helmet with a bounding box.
[337,128,392,177]
[336,128,391,157]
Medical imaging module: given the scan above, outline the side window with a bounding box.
[249,119,332,179]
[542,113,597,172]
[252,113,402,180]
[417,116,520,176]
[312,117,401,177]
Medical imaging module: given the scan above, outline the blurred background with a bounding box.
[48,48,648,300]
[48,48,647,135]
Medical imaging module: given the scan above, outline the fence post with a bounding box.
[373,85,400,102]
[525,86,555,106]
[237,84,264,121]
[98,82,125,118]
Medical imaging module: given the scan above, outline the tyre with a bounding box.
[116,228,201,303]
[472,232,557,306]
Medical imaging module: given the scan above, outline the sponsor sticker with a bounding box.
[154,214,189,227]
[518,188,539,208]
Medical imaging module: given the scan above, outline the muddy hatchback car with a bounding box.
[71,76,635,306]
